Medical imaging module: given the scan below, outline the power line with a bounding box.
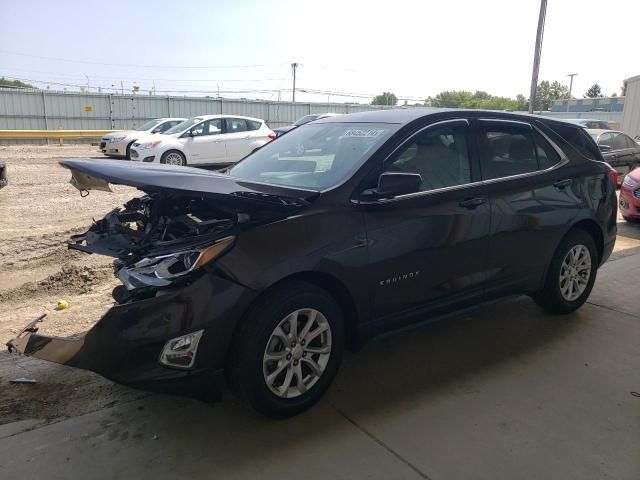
[0,50,287,70]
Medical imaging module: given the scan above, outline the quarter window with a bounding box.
[247,120,262,131]
[533,131,561,169]
[384,124,471,191]
[479,126,537,180]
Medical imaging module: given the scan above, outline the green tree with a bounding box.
[534,80,569,111]
[424,90,526,111]
[585,83,602,98]
[0,77,35,89]
[371,92,398,106]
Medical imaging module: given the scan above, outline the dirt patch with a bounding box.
[0,265,112,304]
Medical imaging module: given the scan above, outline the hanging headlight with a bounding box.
[118,236,235,290]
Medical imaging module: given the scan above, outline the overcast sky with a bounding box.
[1,0,638,103]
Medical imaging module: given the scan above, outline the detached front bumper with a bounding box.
[7,273,255,401]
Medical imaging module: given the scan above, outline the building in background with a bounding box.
[621,75,640,139]
[552,96,625,113]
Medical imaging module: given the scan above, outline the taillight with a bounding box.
[267,132,276,141]
[606,166,618,187]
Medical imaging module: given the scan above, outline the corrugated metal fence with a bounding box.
[0,88,393,132]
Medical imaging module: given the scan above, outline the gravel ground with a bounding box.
[0,145,142,425]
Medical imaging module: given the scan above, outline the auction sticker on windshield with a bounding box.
[342,128,385,138]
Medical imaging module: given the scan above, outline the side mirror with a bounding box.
[189,129,202,137]
[151,128,161,134]
[599,144,612,153]
[361,172,422,200]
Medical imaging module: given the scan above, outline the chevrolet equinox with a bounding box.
[8,109,617,418]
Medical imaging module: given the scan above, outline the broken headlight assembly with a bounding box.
[118,236,235,290]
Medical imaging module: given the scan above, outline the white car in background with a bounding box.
[130,115,275,166]
[100,118,186,158]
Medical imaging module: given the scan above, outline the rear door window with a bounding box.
[478,124,538,180]
[225,118,248,133]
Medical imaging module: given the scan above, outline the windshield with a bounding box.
[163,118,202,135]
[229,122,394,190]
[136,119,162,131]
[293,115,319,127]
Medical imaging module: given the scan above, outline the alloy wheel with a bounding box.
[559,244,592,301]
[165,152,184,166]
[262,308,332,399]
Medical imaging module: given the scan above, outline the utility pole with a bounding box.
[528,0,547,113]
[291,62,299,103]
[567,73,578,111]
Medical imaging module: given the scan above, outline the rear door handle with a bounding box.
[459,197,486,209]
[554,178,573,190]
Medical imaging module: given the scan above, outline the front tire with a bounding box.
[160,150,187,166]
[533,229,598,314]
[125,141,134,160]
[228,281,344,418]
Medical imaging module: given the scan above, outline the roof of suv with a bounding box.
[312,108,585,127]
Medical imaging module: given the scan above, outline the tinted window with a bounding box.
[247,120,262,131]
[533,131,561,169]
[548,123,600,160]
[479,126,537,180]
[226,118,248,133]
[385,124,471,191]
[623,134,638,149]
[597,133,613,147]
[609,133,626,151]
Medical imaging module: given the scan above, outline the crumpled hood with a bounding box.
[60,159,319,212]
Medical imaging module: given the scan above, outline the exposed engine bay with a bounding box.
[69,194,241,263]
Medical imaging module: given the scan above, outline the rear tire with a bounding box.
[160,150,186,166]
[228,281,344,418]
[623,216,640,224]
[533,229,598,314]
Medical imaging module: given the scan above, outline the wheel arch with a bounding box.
[227,270,360,369]
[569,218,604,264]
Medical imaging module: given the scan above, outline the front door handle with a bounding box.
[554,178,573,190]
[459,197,486,209]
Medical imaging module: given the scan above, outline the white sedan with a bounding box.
[100,118,186,158]
[129,115,275,166]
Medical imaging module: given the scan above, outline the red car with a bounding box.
[620,167,640,221]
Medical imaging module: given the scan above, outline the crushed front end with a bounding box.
[7,192,256,400]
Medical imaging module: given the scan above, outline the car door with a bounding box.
[184,119,226,164]
[476,118,580,297]
[224,118,253,162]
[362,119,491,322]
[611,133,639,175]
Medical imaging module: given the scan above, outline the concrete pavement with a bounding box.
[1,245,639,479]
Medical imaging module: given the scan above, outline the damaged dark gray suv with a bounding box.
[8,110,617,418]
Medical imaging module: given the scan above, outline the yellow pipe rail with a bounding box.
[0,130,117,145]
